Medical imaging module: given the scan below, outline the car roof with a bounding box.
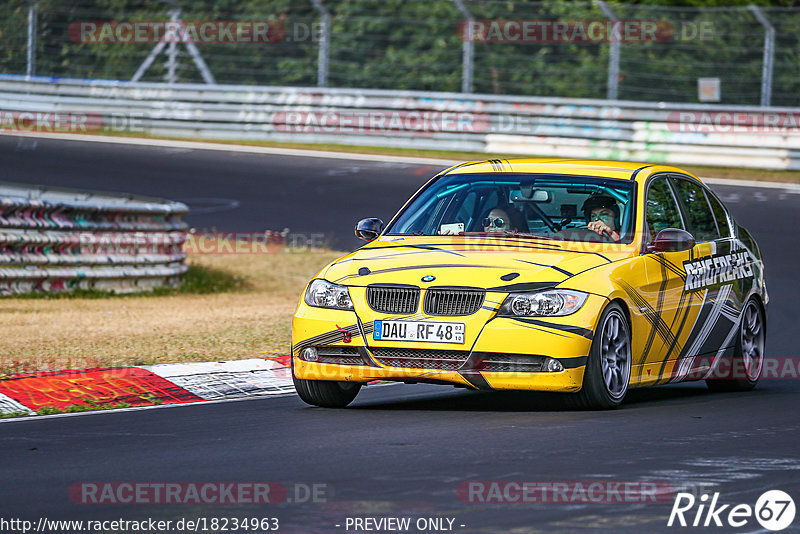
[441,158,701,184]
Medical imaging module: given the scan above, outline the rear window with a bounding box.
[705,189,732,238]
[671,177,720,242]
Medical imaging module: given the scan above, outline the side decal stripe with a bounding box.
[618,280,676,365]
[658,290,693,381]
[510,317,593,339]
[639,261,670,364]
[648,255,687,282]
[673,285,732,381]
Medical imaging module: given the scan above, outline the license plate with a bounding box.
[373,320,465,344]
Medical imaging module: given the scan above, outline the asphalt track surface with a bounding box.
[2,135,800,533]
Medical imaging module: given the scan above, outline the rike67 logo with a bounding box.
[668,490,795,531]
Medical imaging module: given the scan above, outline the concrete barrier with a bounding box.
[0,181,188,295]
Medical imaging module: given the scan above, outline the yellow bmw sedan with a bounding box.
[291,159,767,409]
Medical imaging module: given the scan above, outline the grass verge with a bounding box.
[12,264,246,300]
[0,411,32,418]
[0,248,344,373]
[35,401,132,415]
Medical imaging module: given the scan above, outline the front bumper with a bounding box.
[291,292,608,392]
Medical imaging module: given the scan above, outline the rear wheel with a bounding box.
[706,298,765,392]
[293,376,362,408]
[570,302,631,410]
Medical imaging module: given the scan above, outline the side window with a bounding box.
[671,178,720,242]
[424,196,452,234]
[705,190,731,238]
[646,177,683,241]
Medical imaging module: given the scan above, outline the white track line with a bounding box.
[5,131,800,191]
[0,391,295,424]
[0,382,402,425]
[0,131,458,166]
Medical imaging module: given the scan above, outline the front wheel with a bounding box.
[570,302,632,410]
[706,298,765,392]
[293,376,362,408]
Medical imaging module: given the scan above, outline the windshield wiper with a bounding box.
[500,231,555,240]
[461,231,555,241]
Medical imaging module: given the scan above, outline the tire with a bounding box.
[570,302,632,410]
[706,298,765,392]
[293,376,362,408]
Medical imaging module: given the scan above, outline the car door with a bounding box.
[668,175,743,381]
[634,175,703,384]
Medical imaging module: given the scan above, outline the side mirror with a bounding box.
[355,218,384,241]
[646,228,696,253]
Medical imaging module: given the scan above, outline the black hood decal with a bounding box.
[486,281,560,292]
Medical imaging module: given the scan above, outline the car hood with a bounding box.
[321,236,633,290]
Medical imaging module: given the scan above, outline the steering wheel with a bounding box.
[553,226,616,243]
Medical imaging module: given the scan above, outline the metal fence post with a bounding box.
[453,0,474,93]
[748,5,775,107]
[165,9,179,84]
[596,0,619,101]
[183,39,216,84]
[171,0,216,85]
[310,0,330,87]
[26,0,36,77]
[133,1,215,84]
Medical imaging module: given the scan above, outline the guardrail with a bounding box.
[0,180,188,295]
[1,75,799,170]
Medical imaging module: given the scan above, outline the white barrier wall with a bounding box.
[1,75,799,169]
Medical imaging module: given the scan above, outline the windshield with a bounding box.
[387,173,637,244]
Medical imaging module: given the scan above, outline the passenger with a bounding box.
[483,208,512,233]
[582,194,621,242]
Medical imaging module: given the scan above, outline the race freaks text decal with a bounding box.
[683,251,753,292]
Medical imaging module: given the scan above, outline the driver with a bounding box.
[582,194,621,242]
[483,208,512,233]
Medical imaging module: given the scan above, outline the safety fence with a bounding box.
[0,180,188,295]
[2,1,799,107]
[1,75,799,170]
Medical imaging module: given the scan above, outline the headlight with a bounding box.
[304,279,354,310]
[499,289,588,317]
